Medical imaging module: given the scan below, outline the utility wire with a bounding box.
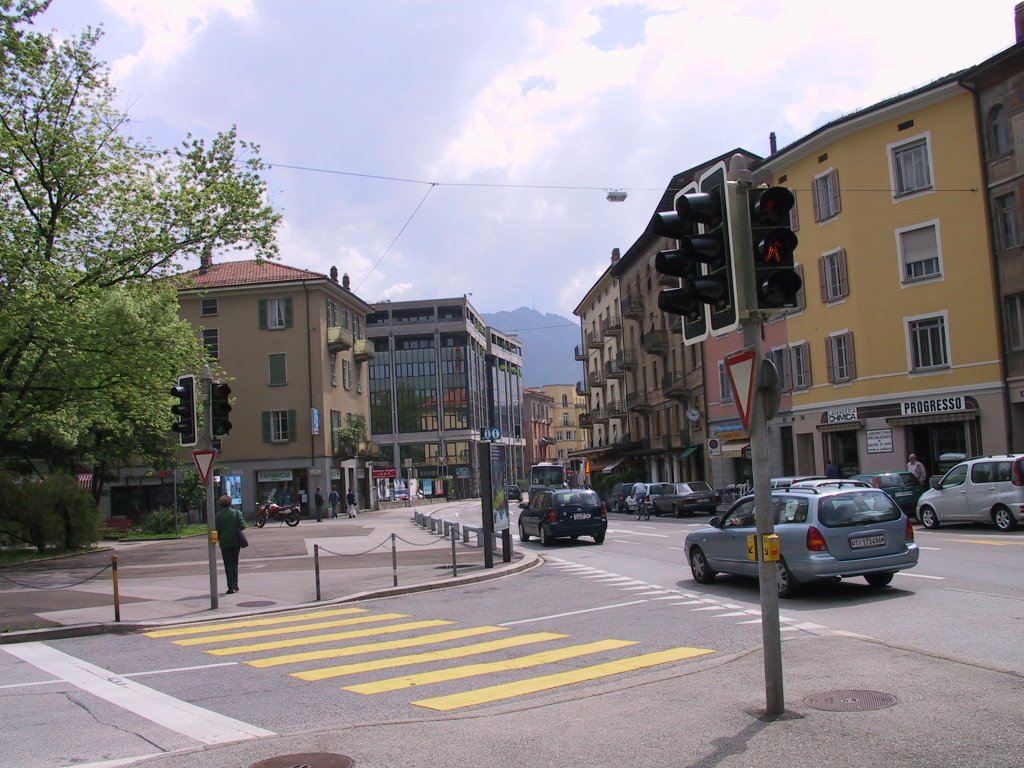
[354,182,436,291]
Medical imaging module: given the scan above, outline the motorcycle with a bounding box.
[255,499,300,527]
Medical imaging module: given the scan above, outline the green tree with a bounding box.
[0,9,280,486]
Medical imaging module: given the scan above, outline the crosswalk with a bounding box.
[144,606,714,712]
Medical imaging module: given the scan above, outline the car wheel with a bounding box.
[593,532,605,544]
[919,506,940,529]
[993,506,1018,532]
[777,559,800,599]
[689,547,716,584]
[864,572,894,588]
[539,526,553,547]
[518,521,531,542]
[672,504,681,518]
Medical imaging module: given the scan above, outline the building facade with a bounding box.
[522,387,555,470]
[540,383,589,484]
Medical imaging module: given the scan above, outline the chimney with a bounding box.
[611,247,620,264]
[329,266,339,282]
[769,131,777,155]
[199,245,212,274]
[1016,2,1024,42]
[342,273,351,290]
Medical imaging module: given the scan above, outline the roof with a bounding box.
[176,259,325,289]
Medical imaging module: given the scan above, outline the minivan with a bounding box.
[915,454,1024,531]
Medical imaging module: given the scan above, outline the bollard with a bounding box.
[314,544,321,601]
[451,526,458,578]
[111,554,120,623]
[391,533,398,587]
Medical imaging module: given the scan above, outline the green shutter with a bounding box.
[269,353,286,385]
[262,411,271,442]
[288,409,297,441]
[284,298,293,328]
[259,299,267,330]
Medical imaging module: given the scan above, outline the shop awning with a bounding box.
[887,411,976,426]
[816,420,865,432]
[720,440,750,457]
[677,445,701,460]
[601,457,627,474]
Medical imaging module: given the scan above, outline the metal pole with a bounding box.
[111,555,120,623]
[202,364,218,610]
[314,544,321,601]
[451,527,458,577]
[391,533,398,586]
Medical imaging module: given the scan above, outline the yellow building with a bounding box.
[540,383,590,483]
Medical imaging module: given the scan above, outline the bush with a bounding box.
[139,506,187,534]
[0,471,99,553]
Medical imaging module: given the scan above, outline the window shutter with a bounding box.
[811,177,821,222]
[825,336,835,383]
[284,298,293,328]
[790,193,800,232]
[262,411,271,442]
[845,331,857,379]
[781,349,791,391]
[837,248,849,298]
[259,299,268,330]
[795,264,806,310]
[830,168,841,215]
[818,256,828,303]
[269,353,286,385]
[288,409,297,441]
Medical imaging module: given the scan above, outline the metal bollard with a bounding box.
[451,527,458,578]
[111,555,120,623]
[391,533,398,587]
[314,544,321,601]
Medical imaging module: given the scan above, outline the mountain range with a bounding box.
[482,307,582,388]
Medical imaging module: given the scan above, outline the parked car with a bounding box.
[626,482,675,515]
[848,471,925,515]
[651,481,722,517]
[518,488,607,546]
[789,479,871,490]
[606,482,636,514]
[915,454,1024,531]
[770,475,828,490]
[506,484,522,502]
[684,486,919,598]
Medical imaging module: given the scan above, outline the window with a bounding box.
[897,222,942,282]
[990,104,1011,156]
[356,363,363,394]
[768,348,790,392]
[562,413,570,427]
[263,409,296,443]
[811,168,841,221]
[201,328,219,359]
[201,298,218,316]
[826,331,856,383]
[718,361,733,403]
[891,136,933,197]
[995,192,1022,250]
[329,354,337,387]
[259,298,293,330]
[908,314,949,371]
[268,353,287,386]
[342,358,352,390]
[1005,294,1024,351]
[791,342,811,390]
[819,248,848,302]
[326,299,339,328]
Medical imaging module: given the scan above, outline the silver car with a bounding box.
[915,454,1024,531]
[685,487,919,598]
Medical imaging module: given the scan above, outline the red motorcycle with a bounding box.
[255,499,300,527]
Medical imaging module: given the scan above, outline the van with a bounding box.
[915,454,1024,531]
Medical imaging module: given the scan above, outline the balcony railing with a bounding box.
[326,325,354,352]
[661,370,689,400]
[642,329,669,354]
[605,400,626,419]
[586,329,603,349]
[574,344,588,361]
[602,315,623,337]
[619,349,638,370]
[622,293,644,319]
[591,407,608,424]
[353,338,375,361]
[605,358,626,380]
[626,390,651,412]
[588,368,606,388]
[579,411,593,428]
[576,380,589,396]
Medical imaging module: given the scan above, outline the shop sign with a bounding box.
[866,428,893,454]
[713,423,743,436]
[455,466,471,478]
[372,467,397,479]
[330,468,341,479]
[900,395,965,416]
[826,406,858,423]
[257,470,293,483]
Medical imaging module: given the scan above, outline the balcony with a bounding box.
[602,315,623,337]
[605,358,626,380]
[661,371,690,400]
[667,314,683,335]
[588,368,606,388]
[579,411,593,428]
[586,329,603,349]
[591,407,608,424]
[622,293,644,319]
[574,344,589,361]
[576,380,589,396]
[626,390,651,412]
[619,349,638,370]
[642,329,669,355]
[605,400,626,419]
[353,338,376,362]
[612,432,635,449]
[326,325,354,352]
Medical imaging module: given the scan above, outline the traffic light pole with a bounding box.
[202,364,218,610]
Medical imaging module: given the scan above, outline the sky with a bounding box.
[37,0,1019,320]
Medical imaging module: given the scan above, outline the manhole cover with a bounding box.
[249,753,354,768]
[236,600,276,607]
[803,689,897,712]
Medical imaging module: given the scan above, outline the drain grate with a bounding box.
[803,689,897,712]
[249,753,354,768]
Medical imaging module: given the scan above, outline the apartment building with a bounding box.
[366,297,524,499]
[540,383,589,484]
[522,386,555,470]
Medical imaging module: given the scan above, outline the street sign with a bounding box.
[192,449,216,484]
[480,427,501,441]
[725,347,757,433]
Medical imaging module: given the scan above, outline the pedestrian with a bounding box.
[907,454,928,487]
[314,487,324,522]
[214,494,245,595]
[346,489,358,518]
[328,488,340,519]
[825,457,839,478]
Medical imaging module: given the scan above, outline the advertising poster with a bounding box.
[490,444,509,532]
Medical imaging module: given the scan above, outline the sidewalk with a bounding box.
[0,500,534,643]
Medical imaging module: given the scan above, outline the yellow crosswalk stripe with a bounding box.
[412,646,716,711]
[344,639,637,695]
[143,608,369,638]
[948,538,1024,546]
[172,613,411,646]
[293,631,569,681]
[247,626,509,668]
[206,619,455,656]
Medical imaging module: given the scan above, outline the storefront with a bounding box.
[256,468,310,516]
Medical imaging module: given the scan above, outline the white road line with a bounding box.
[3,643,274,744]
[895,571,945,579]
[498,600,649,626]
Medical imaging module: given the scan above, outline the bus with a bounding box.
[528,462,567,498]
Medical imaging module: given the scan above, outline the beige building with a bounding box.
[540,383,589,483]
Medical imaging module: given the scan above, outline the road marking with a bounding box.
[411,646,716,711]
[171,612,411,646]
[144,607,369,638]
[344,639,638,694]
[948,538,1024,547]
[205,620,455,655]
[895,571,944,579]
[293,631,569,681]
[3,643,274,744]
[499,599,647,626]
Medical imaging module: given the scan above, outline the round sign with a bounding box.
[708,438,720,449]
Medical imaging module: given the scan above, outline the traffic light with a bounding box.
[653,161,738,343]
[211,382,233,436]
[747,186,801,312]
[170,374,197,447]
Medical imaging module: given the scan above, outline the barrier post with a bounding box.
[314,544,321,601]
[111,555,120,623]
[391,533,398,587]
[451,527,458,578]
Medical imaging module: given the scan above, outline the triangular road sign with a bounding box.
[725,347,757,433]
[192,449,217,484]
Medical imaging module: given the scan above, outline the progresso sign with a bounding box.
[900,396,965,416]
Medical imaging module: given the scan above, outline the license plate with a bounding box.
[573,512,590,520]
[851,535,885,548]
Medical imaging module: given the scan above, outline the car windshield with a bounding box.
[816,490,901,527]
[681,481,712,493]
[554,490,601,506]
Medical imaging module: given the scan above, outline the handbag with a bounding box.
[239,531,249,548]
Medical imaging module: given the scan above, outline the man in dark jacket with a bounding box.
[214,494,245,594]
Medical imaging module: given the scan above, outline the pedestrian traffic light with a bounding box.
[170,374,197,447]
[652,161,738,342]
[747,185,801,312]
[211,382,233,436]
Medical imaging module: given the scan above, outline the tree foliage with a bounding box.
[0,6,281,484]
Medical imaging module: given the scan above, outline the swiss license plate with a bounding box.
[851,534,886,549]
[573,512,590,520]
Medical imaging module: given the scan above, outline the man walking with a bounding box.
[328,488,340,519]
[346,489,358,518]
[314,487,325,522]
[214,494,245,595]
[907,454,928,487]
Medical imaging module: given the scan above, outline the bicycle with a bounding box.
[634,495,650,521]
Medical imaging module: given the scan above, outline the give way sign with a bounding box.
[724,347,757,433]
[192,449,216,484]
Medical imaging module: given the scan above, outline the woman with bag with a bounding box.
[215,494,246,594]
